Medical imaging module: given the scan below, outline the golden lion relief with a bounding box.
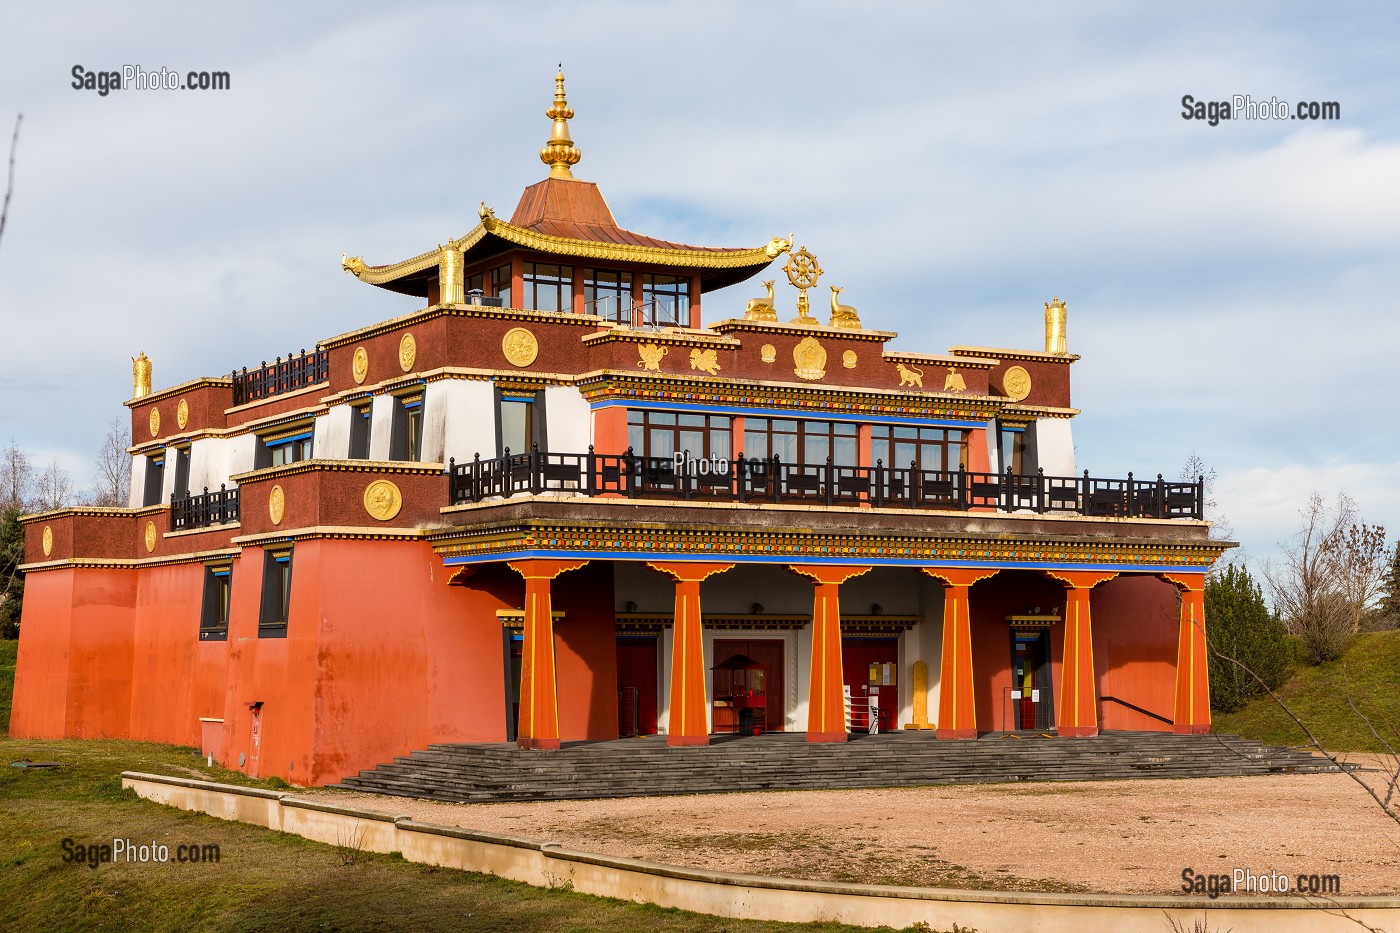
[689,348,720,375]
[896,362,924,388]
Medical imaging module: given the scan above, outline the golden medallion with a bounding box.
[502,328,539,367]
[793,337,826,381]
[842,350,857,369]
[269,485,286,526]
[144,521,157,553]
[148,407,160,437]
[636,343,667,372]
[689,348,719,375]
[760,344,776,363]
[363,479,403,521]
[398,332,417,372]
[1003,365,1032,402]
[352,346,369,384]
[42,525,53,557]
[176,398,189,430]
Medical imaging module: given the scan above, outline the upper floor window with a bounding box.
[641,274,689,328]
[870,425,966,472]
[522,262,572,313]
[348,404,372,460]
[998,422,1026,474]
[200,562,232,641]
[390,395,424,461]
[744,418,857,466]
[490,264,512,308]
[497,389,546,456]
[142,454,165,507]
[267,432,313,467]
[585,269,633,323]
[171,446,191,499]
[628,410,731,460]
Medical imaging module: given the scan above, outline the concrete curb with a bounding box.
[121,771,1400,932]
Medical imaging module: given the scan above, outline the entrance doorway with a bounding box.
[1010,628,1054,730]
[712,639,785,733]
[841,638,899,732]
[616,636,659,736]
[503,630,522,742]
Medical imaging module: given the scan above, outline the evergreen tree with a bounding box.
[1205,564,1290,712]
[1381,543,1400,624]
[0,507,23,639]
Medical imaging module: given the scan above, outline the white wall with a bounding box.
[315,405,352,460]
[545,385,591,453]
[128,455,146,507]
[1031,418,1076,477]
[438,379,496,465]
[368,394,397,461]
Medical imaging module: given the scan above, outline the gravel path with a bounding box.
[301,761,1400,896]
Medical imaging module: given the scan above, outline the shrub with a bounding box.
[1206,564,1290,712]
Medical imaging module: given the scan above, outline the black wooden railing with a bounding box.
[447,446,1204,520]
[231,348,330,406]
[170,485,241,530]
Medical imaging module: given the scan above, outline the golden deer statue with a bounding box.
[744,280,778,321]
[828,286,861,329]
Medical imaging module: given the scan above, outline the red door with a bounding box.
[616,637,659,735]
[842,639,899,732]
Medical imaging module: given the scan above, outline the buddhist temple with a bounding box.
[10,73,1227,785]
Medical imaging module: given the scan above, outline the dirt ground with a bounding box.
[303,759,1400,896]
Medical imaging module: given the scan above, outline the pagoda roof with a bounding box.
[342,71,785,300]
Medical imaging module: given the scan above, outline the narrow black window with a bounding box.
[390,395,424,461]
[495,389,547,456]
[199,563,232,641]
[348,405,372,460]
[142,454,165,507]
[258,548,292,637]
[172,447,191,499]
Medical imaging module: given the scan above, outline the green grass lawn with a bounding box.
[1214,630,1400,754]
[0,640,930,933]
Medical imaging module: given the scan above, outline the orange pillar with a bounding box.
[790,565,872,742]
[507,559,589,750]
[1164,573,1210,735]
[921,568,998,739]
[647,561,734,746]
[1046,570,1117,737]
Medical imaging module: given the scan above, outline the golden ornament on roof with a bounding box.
[744,280,777,322]
[1045,296,1067,354]
[828,286,861,329]
[539,70,581,180]
[132,351,152,399]
[783,246,822,326]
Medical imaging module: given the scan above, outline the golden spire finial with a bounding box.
[539,69,581,179]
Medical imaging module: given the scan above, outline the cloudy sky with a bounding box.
[1,2,1397,571]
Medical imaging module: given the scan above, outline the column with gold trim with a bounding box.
[507,559,588,750]
[1045,570,1117,737]
[648,561,734,746]
[790,565,872,742]
[922,568,998,739]
[1163,573,1210,735]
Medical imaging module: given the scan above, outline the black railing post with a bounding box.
[447,457,456,504]
[824,456,834,506]
[1081,469,1090,513]
[502,447,513,499]
[1036,467,1046,514]
[1126,471,1136,517]
[1196,474,1205,521]
[586,445,597,497]
[736,453,748,503]
[530,443,542,495]
[772,455,783,503]
[873,459,885,508]
[1155,473,1166,519]
[626,446,639,499]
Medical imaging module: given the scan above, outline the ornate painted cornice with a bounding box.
[230,460,446,484]
[884,351,998,370]
[427,519,1230,572]
[123,376,233,409]
[710,319,897,343]
[948,345,1081,365]
[580,328,739,349]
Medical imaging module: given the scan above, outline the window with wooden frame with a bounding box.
[584,269,632,323]
[199,561,233,641]
[869,424,967,472]
[258,546,293,637]
[627,410,731,460]
[640,274,689,327]
[389,394,424,461]
[255,422,315,469]
[490,264,512,307]
[743,418,858,466]
[522,262,572,313]
[142,453,166,506]
[495,387,547,456]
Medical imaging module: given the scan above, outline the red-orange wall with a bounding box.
[10,569,76,737]
[1091,575,1179,730]
[552,561,619,742]
[969,571,1066,731]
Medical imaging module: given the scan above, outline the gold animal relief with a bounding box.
[177,398,189,430]
[689,348,720,375]
[637,343,668,372]
[269,485,286,526]
[398,333,417,372]
[793,337,826,381]
[896,362,924,388]
[1003,365,1032,402]
[744,280,778,322]
[943,367,966,392]
[363,480,403,521]
[352,346,369,384]
[501,328,539,368]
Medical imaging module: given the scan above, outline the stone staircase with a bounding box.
[333,731,1344,803]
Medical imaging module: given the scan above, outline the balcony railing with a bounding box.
[170,485,241,530]
[231,348,330,406]
[447,447,1204,520]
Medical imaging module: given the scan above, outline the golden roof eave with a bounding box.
[343,215,777,290]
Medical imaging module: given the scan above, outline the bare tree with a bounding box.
[31,457,76,513]
[0,440,32,512]
[90,416,133,507]
[1179,451,1234,543]
[1264,493,1388,661]
[0,113,19,256]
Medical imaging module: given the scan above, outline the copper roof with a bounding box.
[510,177,741,255]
